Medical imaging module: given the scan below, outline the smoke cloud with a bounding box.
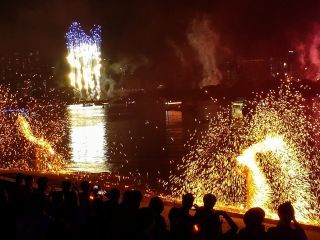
[295,24,320,81]
[165,38,187,67]
[100,56,149,98]
[187,15,223,87]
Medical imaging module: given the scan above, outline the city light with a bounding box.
[66,22,102,101]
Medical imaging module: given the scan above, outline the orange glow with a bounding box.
[236,135,283,209]
[193,224,200,233]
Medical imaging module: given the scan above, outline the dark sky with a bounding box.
[0,0,319,88]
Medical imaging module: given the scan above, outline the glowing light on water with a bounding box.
[66,22,102,100]
[67,104,108,173]
[169,82,320,225]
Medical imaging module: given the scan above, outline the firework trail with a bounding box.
[170,82,320,225]
[66,22,102,101]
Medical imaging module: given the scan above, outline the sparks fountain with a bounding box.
[169,82,320,225]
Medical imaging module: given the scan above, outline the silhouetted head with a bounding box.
[149,196,164,215]
[122,190,131,205]
[107,188,120,203]
[122,190,142,209]
[243,207,265,228]
[25,175,34,188]
[132,190,143,209]
[37,177,48,193]
[182,193,194,210]
[15,173,24,186]
[80,181,90,193]
[203,193,217,209]
[278,202,294,224]
[61,180,72,193]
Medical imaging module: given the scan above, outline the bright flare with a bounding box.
[236,134,314,221]
[66,22,102,101]
[236,135,286,210]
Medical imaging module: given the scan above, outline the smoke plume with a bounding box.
[295,24,320,81]
[187,15,223,87]
[100,55,149,98]
[165,38,187,67]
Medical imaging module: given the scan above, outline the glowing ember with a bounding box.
[169,82,320,225]
[66,22,102,100]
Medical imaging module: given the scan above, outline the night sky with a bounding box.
[0,0,319,89]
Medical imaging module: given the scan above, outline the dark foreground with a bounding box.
[0,172,319,240]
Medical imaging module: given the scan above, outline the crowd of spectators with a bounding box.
[0,173,308,240]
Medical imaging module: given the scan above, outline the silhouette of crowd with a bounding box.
[0,173,309,240]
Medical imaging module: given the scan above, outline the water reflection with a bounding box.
[67,104,108,173]
[64,102,208,182]
[166,111,184,158]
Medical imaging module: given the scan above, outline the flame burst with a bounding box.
[66,22,102,101]
[236,134,314,221]
[170,82,320,225]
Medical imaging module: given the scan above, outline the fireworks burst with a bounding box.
[169,82,320,225]
[66,22,102,101]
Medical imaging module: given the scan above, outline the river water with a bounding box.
[64,102,213,189]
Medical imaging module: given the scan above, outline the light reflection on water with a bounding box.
[64,103,207,186]
[67,104,109,173]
